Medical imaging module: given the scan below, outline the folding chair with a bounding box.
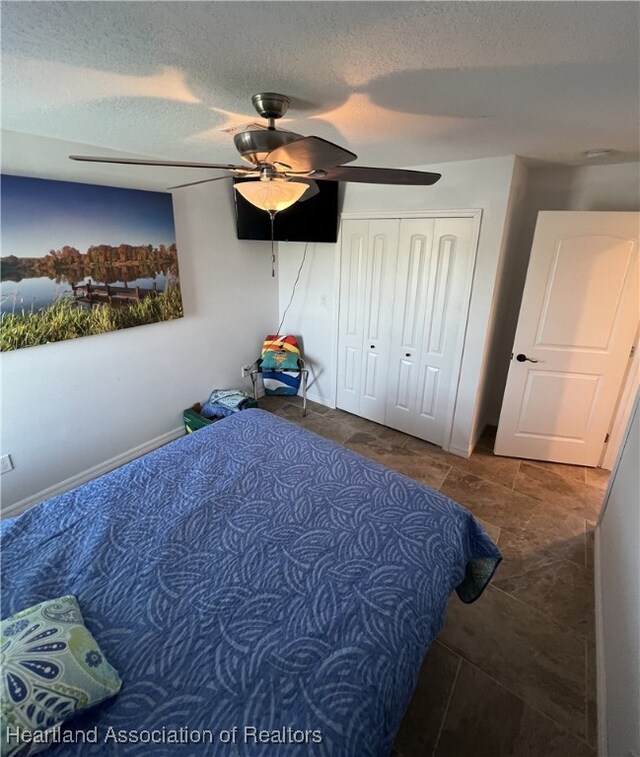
[243,335,308,415]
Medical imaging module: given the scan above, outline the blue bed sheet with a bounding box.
[1,409,500,756]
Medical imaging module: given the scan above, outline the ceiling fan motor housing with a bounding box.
[234,129,303,166]
[234,93,299,166]
[251,92,290,120]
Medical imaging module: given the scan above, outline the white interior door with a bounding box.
[359,220,399,423]
[337,219,398,422]
[385,218,475,446]
[386,219,436,436]
[337,220,368,416]
[495,211,639,466]
[413,218,476,445]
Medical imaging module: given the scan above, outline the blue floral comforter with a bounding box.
[1,409,500,756]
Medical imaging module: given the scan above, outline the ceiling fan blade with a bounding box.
[69,155,254,171]
[289,178,319,202]
[167,175,236,191]
[266,137,357,172]
[315,165,441,185]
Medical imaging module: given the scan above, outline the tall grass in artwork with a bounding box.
[1,286,184,351]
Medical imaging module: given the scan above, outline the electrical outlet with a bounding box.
[0,454,14,475]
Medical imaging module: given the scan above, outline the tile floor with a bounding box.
[259,396,607,757]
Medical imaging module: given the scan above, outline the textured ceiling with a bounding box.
[2,1,639,186]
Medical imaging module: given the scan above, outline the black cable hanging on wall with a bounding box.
[261,241,309,356]
[269,211,276,277]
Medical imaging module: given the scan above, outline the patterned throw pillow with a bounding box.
[0,596,121,757]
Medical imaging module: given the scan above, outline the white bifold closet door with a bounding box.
[337,219,399,423]
[337,216,475,447]
[385,218,474,445]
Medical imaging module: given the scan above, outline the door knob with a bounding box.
[370,345,375,349]
[405,353,411,357]
[516,353,538,363]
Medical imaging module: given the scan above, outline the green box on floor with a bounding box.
[183,407,216,434]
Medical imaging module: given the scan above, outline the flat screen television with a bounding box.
[233,178,339,243]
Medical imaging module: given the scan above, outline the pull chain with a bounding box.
[269,211,276,277]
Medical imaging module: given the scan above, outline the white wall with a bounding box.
[473,157,529,429]
[0,179,278,514]
[278,155,517,455]
[486,159,640,423]
[570,162,640,211]
[595,392,639,757]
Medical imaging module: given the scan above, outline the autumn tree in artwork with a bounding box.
[1,244,179,281]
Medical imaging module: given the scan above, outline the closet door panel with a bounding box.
[337,221,368,415]
[395,358,415,410]
[386,219,435,435]
[343,347,360,393]
[359,220,399,423]
[413,218,475,445]
[419,365,441,418]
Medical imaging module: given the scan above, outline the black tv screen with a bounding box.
[234,178,339,243]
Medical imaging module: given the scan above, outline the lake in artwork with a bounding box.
[0,175,183,350]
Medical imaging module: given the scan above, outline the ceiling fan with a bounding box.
[69,93,441,213]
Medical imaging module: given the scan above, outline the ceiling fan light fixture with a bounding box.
[234,179,308,213]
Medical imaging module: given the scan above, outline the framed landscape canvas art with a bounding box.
[0,175,183,351]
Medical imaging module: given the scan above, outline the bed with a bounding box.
[1,409,500,756]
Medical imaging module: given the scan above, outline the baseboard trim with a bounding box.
[304,392,334,409]
[594,527,608,756]
[448,443,473,459]
[2,427,184,519]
